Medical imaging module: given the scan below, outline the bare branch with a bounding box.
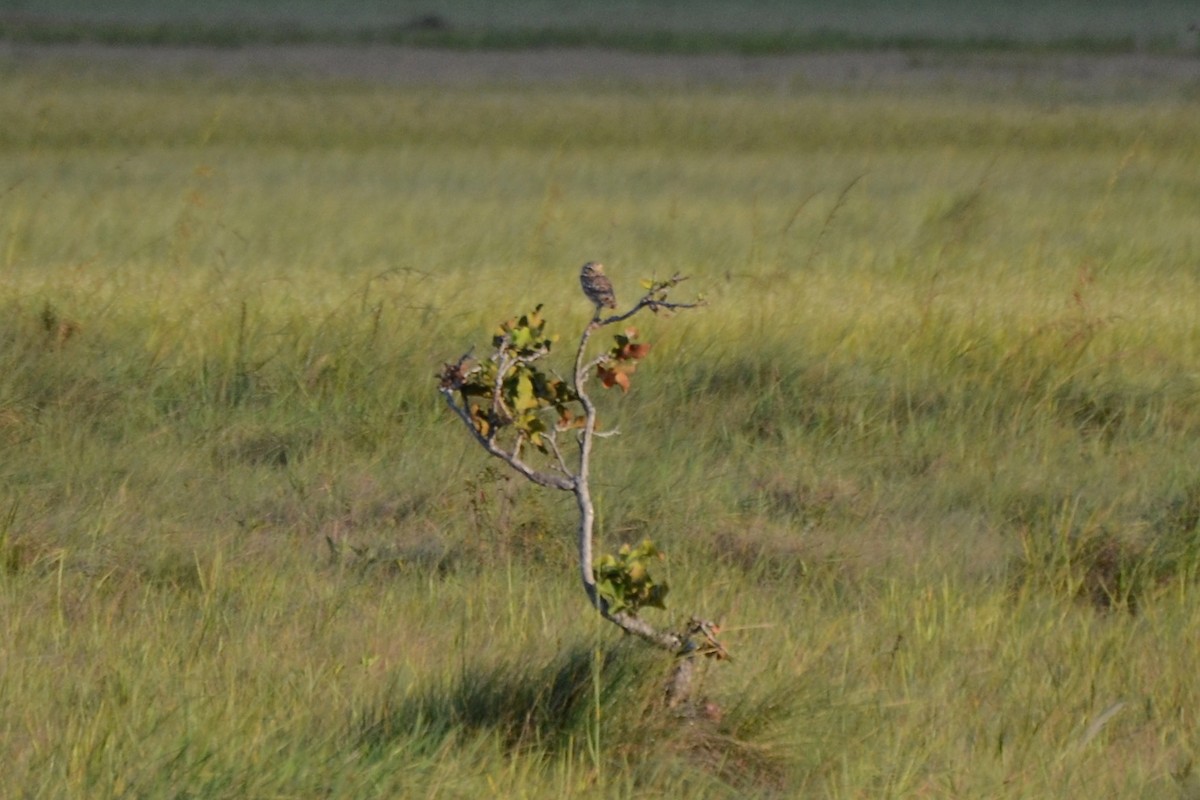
[438,387,574,491]
[591,274,704,328]
[596,298,702,327]
[569,277,708,663]
[599,603,686,651]
[543,428,574,477]
[581,353,611,376]
[490,350,516,425]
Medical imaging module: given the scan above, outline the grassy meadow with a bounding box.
[3,45,1200,798]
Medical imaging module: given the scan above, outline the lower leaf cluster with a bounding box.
[593,539,669,616]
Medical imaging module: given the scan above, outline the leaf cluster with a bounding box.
[490,305,553,356]
[596,327,652,393]
[439,306,665,458]
[440,306,580,452]
[593,539,669,616]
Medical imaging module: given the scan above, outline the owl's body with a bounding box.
[580,262,617,310]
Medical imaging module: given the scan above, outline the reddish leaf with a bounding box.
[558,408,585,429]
[597,365,631,392]
[626,342,651,360]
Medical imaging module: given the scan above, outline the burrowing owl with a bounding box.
[580,262,617,310]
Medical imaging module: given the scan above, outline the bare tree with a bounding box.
[437,264,728,706]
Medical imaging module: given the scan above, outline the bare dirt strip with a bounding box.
[2,42,1199,95]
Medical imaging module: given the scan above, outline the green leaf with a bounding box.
[591,538,671,616]
[514,372,537,411]
[510,325,535,350]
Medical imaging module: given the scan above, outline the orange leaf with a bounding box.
[558,408,585,429]
[598,364,631,392]
[626,342,651,360]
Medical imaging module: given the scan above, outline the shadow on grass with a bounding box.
[355,640,795,791]
[357,642,656,756]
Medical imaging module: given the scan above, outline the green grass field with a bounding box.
[3,33,1200,798]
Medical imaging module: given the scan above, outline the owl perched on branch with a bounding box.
[579,262,617,310]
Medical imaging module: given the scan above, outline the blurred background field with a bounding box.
[3,6,1200,797]
[2,0,1199,52]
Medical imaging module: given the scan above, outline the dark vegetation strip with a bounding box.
[0,17,1179,55]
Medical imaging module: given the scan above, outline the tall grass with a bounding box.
[2,57,1200,796]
